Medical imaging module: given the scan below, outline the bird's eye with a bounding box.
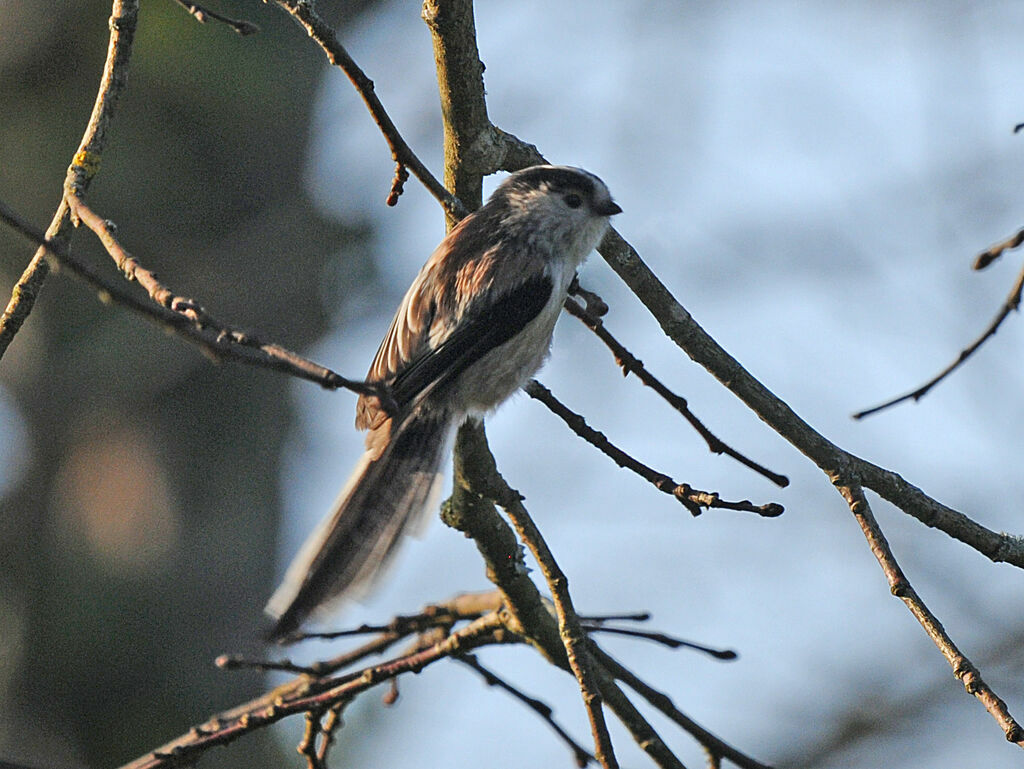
[564,192,583,209]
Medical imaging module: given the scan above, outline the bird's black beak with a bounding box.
[596,200,622,216]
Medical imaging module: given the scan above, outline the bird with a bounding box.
[265,164,621,642]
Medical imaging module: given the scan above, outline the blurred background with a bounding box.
[2,1,1024,767]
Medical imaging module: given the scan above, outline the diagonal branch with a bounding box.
[478,128,1024,744]
[488,468,621,768]
[593,646,772,769]
[564,292,788,488]
[0,199,382,399]
[834,480,1024,746]
[0,0,138,361]
[455,653,596,767]
[448,422,688,769]
[853,260,1024,419]
[119,611,509,769]
[525,379,783,518]
[271,0,465,219]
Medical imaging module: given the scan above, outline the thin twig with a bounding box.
[170,0,259,35]
[118,611,508,769]
[0,0,138,361]
[834,480,1024,746]
[593,647,773,769]
[0,199,384,400]
[582,624,737,660]
[215,654,317,676]
[298,710,328,769]
[316,705,344,765]
[386,162,410,207]
[525,379,783,518]
[455,653,596,767]
[973,226,1024,270]
[284,605,469,644]
[579,611,651,623]
[564,294,788,488]
[854,260,1024,419]
[588,665,688,769]
[271,0,465,219]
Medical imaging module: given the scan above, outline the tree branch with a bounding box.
[446,422,690,769]
[0,0,138,361]
[593,646,771,769]
[853,259,1024,419]
[564,292,789,488]
[473,128,1024,745]
[0,199,384,399]
[455,653,597,767]
[525,379,783,518]
[271,0,465,219]
[170,0,260,35]
[834,480,1024,746]
[119,605,511,769]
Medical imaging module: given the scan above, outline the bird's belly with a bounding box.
[445,304,560,415]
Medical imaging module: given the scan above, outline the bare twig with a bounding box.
[579,611,651,622]
[298,710,328,769]
[517,552,617,767]
[282,591,496,644]
[588,666,688,769]
[0,0,138,361]
[119,611,508,769]
[525,379,783,518]
[973,226,1024,270]
[386,162,410,206]
[0,199,385,400]
[455,653,596,767]
[445,426,765,769]
[593,647,773,769]
[834,480,1024,746]
[170,0,259,35]
[317,706,344,765]
[582,623,737,660]
[564,293,789,488]
[215,654,317,676]
[854,259,1024,419]
[271,0,465,219]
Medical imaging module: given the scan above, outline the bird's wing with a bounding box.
[389,271,554,410]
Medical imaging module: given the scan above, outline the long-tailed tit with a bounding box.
[265,165,621,641]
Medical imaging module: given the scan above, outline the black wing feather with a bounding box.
[390,273,554,410]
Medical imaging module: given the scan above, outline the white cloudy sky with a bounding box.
[276,2,1024,766]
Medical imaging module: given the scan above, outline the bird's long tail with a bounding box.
[265,412,451,642]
